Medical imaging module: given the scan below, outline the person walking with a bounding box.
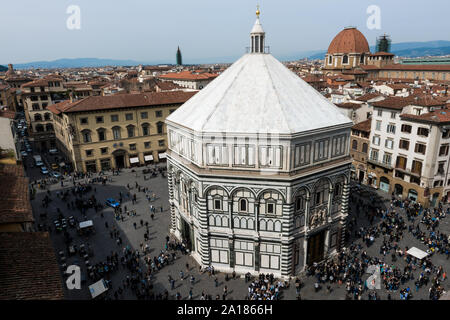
[133,222,137,229]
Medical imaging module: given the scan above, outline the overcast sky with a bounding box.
[1,0,449,64]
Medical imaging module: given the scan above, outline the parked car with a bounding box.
[49,149,58,154]
[51,163,59,170]
[40,166,49,175]
[20,150,27,157]
[105,198,120,208]
[51,171,62,178]
[36,160,44,167]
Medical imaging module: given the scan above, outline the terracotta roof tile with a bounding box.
[352,118,371,132]
[0,232,64,300]
[327,27,370,54]
[58,91,197,113]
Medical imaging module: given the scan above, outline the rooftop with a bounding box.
[0,232,64,300]
[47,91,197,114]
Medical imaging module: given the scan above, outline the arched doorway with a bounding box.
[379,176,390,193]
[112,149,127,169]
[431,193,440,207]
[307,230,326,265]
[408,189,418,202]
[394,184,403,197]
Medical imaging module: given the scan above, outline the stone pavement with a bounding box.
[29,167,450,300]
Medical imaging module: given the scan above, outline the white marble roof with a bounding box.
[166,53,352,134]
[251,18,265,34]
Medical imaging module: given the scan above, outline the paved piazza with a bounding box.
[29,164,450,300]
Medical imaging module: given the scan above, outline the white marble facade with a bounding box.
[165,13,353,278]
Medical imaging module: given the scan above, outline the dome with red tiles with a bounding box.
[327,27,370,54]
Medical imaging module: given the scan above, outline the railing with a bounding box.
[394,166,421,177]
[367,158,393,170]
[245,46,270,54]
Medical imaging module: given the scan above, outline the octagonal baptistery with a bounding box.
[165,14,354,278]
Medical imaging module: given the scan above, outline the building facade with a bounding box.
[350,119,371,183]
[21,76,67,151]
[367,96,448,206]
[48,91,196,172]
[166,12,353,278]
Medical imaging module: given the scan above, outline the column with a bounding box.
[196,195,210,267]
[304,196,311,231]
[167,168,177,233]
[339,179,350,250]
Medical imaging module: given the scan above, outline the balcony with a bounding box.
[367,158,393,170]
[395,166,421,178]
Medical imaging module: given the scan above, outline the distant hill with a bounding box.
[0,65,7,72]
[11,58,147,69]
[302,40,450,60]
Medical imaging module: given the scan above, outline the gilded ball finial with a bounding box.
[256,5,260,17]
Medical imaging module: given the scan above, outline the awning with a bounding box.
[89,279,108,299]
[130,157,139,164]
[144,155,154,161]
[79,220,93,229]
[407,247,428,259]
[158,153,167,159]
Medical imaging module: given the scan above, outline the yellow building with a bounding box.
[48,91,196,172]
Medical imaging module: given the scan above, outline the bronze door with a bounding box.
[307,230,325,265]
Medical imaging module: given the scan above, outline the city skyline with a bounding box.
[1,0,450,65]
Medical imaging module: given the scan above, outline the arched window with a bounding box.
[274,221,282,232]
[260,220,266,231]
[127,125,135,138]
[81,129,91,143]
[34,113,42,121]
[142,123,150,136]
[97,128,106,141]
[328,55,333,65]
[44,113,51,121]
[239,198,247,212]
[362,143,368,153]
[234,217,240,228]
[313,179,330,207]
[35,124,44,132]
[342,55,349,64]
[45,123,53,131]
[112,126,121,140]
[240,218,247,229]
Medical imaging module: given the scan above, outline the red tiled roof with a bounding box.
[371,96,416,110]
[335,102,362,110]
[21,76,64,88]
[352,118,371,132]
[356,93,383,102]
[49,91,197,113]
[370,51,395,56]
[327,27,370,54]
[372,95,444,110]
[379,64,450,71]
[0,164,33,225]
[0,110,15,119]
[400,109,450,124]
[159,71,218,81]
[0,232,64,300]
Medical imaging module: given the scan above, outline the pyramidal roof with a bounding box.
[166,14,352,135]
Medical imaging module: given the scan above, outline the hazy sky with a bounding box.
[1,0,449,64]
